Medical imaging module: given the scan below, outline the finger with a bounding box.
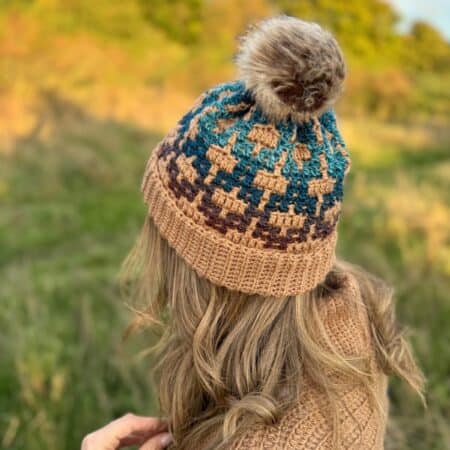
[104,414,167,440]
[118,432,153,447]
[139,432,173,450]
[118,429,168,447]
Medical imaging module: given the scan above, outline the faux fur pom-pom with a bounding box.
[236,16,346,122]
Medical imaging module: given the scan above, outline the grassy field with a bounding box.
[1,99,449,450]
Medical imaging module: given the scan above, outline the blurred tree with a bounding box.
[0,0,34,8]
[138,0,204,44]
[0,0,448,123]
[404,21,450,72]
[175,0,273,91]
[273,0,401,65]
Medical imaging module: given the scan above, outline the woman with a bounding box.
[83,16,424,449]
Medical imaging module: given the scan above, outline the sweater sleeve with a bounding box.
[232,273,388,450]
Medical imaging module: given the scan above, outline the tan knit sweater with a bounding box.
[231,274,388,449]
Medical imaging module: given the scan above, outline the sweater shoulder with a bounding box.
[231,272,388,449]
[316,271,372,358]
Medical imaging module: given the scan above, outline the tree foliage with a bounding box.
[406,21,450,72]
[138,0,204,44]
[0,0,449,122]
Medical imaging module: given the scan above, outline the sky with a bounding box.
[389,0,450,40]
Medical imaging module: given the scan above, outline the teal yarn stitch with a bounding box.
[159,80,350,250]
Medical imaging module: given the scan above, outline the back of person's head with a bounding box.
[124,16,424,450]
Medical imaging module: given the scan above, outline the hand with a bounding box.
[81,413,173,450]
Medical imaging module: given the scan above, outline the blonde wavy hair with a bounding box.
[122,217,424,449]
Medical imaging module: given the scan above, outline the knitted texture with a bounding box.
[231,273,388,449]
[142,80,350,296]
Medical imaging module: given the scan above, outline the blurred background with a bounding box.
[0,1,449,449]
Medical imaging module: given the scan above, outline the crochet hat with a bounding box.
[141,16,350,297]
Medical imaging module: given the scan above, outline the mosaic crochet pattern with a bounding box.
[152,81,350,252]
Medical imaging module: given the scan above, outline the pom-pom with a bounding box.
[237,16,346,121]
